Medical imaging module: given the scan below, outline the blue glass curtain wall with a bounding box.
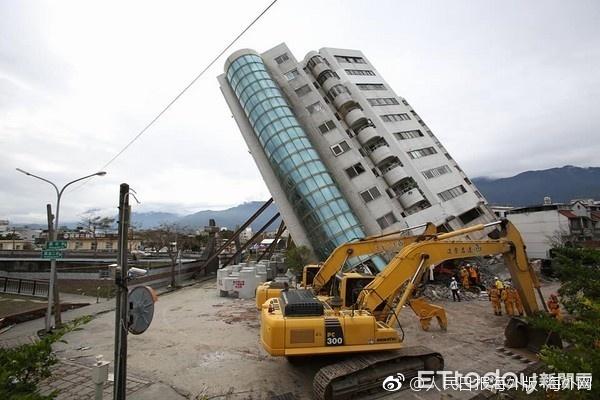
[226,54,366,259]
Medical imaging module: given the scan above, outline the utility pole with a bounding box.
[113,183,130,400]
[45,204,54,333]
[16,168,106,331]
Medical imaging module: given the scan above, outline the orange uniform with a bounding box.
[460,267,470,289]
[505,287,517,316]
[547,294,561,320]
[501,288,513,316]
[512,288,524,316]
[489,287,501,315]
[468,266,478,285]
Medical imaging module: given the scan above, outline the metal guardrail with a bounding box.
[0,277,49,298]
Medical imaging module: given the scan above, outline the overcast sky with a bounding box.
[1,0,599,224]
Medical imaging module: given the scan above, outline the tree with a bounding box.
[284,245,312,275]
[0,316,91,399]
[140,224,187,288]
[79,209,114,255]
[529,247,600,399]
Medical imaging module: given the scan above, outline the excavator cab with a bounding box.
[302,264,322,287]
[337,273,374,308]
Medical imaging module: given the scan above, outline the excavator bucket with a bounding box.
[504,317,562,353]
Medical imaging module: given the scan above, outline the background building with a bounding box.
[218,44,494,260]
[507,199,600,259]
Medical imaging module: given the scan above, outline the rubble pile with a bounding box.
[419,284,485,301]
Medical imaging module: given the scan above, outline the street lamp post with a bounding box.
[16,168,106,332]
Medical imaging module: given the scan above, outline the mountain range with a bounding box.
[131,202,281,231]
[472,166,600,206]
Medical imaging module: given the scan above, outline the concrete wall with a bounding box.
[508,210,570,259]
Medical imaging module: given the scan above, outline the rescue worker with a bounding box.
[489,286,501,315]
[494,276,504,295]
[468,264,478,286]
[460,267,470,289]
[504,284,515,316]
[512,287,524,316]
[500,289,512,315]
[547,294,561,320]
[449,277,461,302]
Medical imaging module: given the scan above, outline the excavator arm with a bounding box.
[356,220,543,323]
[311,222,437,293]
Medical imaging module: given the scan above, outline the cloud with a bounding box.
[1,0,599,223]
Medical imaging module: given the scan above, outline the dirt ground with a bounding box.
[53,279,560,400]
[0,293,47,318]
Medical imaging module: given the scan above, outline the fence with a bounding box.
[0,277,49,298]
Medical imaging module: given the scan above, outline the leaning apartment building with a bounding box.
[218,43,494,263]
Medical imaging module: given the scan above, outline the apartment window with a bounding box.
[345,69,375,76]
[402,99,409,105]
[377,212,397,229]
[105,242,113,250]
[394,129,424,140]
[407,147,437,159]
[335,55,366,64]
[381,113,410,122]
[475,190,483,199]
[316,70,339,85]
[284,69,300,81]
[295,84,311,97]
[422,165,452,179]
[438,185,467,201]
[318,120,336,134]
[360,187,382,203]
[345,162,366,178]
[368,97,399,106]
[328,84,350,99]
[363,137,388,154]
[275,53,289,64]
[444,153,453,160]
[458,207,483,224]
[330,141,351,156]
[306,102,324,114]
[357,83,386,91]
[307,55,327,70]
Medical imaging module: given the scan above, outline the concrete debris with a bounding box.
[420,284,482,301]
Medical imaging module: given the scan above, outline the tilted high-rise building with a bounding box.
[218,43,494,262]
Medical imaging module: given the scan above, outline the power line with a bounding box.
[72,0,278,191]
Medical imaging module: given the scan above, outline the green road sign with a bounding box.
[42,249,63,259]
[47,240,68,249]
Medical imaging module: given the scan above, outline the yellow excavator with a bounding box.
[255,222,437,309]
[259,220,558,399]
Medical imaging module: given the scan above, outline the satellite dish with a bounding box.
[128,286,155,335]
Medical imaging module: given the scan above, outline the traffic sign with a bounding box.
[42,249,63,259]
[47,240,68,250]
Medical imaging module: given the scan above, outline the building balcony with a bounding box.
[369,145,393,165]
[398,189,425,209]
[332,91,354,110]
[321,76,339,93]
[382,164,408,186]
[356,126,378,145]
[345,108,367,128]
[311,63,330,79]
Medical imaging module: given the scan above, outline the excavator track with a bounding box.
[313,346,443,400]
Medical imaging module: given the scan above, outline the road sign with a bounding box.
[47,240,68,249]
[42,249,63,259]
